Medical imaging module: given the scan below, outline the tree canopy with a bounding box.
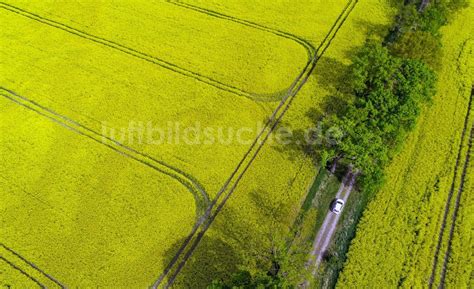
[320,42,436,190]
[207,270,291,289]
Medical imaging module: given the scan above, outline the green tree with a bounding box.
[390,30,441,67]
[207,232,309,289]
[321,42,436,187]
[207,270,289,289]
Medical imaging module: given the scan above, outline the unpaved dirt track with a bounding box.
[308,170,357,270]
[301,169,357,289]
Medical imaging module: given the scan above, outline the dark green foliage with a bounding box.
[390,0,466,37]
[391,30,441,67]
[385,0,468,67]
[206,231,310,289]
[207,270,291,289]
[418,4,448,35]
[445,0,469,11]
[321,42,436,184]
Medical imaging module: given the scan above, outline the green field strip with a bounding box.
[0,96,198,287]
[436,91,474,288]
[0,1,308,98]
[0,87,209,218]
[153,1,359,287]
[0,244,64,289]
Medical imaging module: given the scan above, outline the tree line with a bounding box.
[318,0,468,197]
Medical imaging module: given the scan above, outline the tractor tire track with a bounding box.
[0,88,210,219]
[438,123,473,288]
[0,2,249,98]
[166,0,317,102]
[2,1,321,285]
[153,1,359,287]
[167,0,316,57]
[0,256,45,289]
[0,1,311,101]
[428,87,473,288]
[1,243,65,288]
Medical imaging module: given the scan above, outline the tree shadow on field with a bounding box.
[351,19,394,43]
[163,235,242,289]
[249,189,287,225]
[162,186,299,288]
[270,56,351,164]
[311,56,349,93]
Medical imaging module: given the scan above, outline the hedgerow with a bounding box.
[335,1,473,288]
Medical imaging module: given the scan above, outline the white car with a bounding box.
[331,198,345,215]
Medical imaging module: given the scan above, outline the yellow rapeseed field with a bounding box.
[0,0,395,287]
[0,95,196,286]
